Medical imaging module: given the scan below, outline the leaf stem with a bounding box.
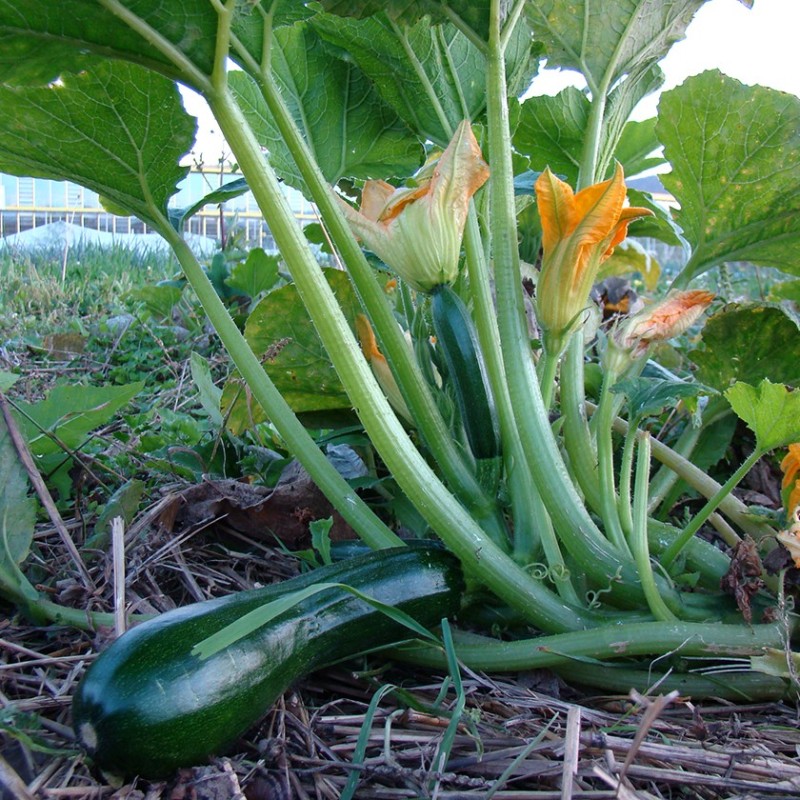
[205,81,597,632]
[160,228,402,550]
[229,47,505,533]
[631,433,677,621]
[661,448,765,569]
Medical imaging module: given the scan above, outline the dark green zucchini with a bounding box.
[72,545,463,779]
[430,284,501,461]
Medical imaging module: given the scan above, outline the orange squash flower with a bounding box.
[781,443,800,516]
[535,164,652,351]
[355,314,412,423]
[339,121,489,292]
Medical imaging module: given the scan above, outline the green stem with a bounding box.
[661,448,765,569]
[536,347,560,411]
[230,38,505,533]
[462,211,543,563]
[631,433,677,621]
[559,334,601,512]
[161,230,402,550]
[393,619,790,672]
[648,424,702,515]
[486,1,650,605]
[603,408,776,541]
[554,662,789,701]
[617,419,638,535]
[205,85,596,633]
[595,367,630,553]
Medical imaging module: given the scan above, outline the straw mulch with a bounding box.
[2,492,800,800]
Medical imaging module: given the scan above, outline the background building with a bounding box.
[0,167,318,251]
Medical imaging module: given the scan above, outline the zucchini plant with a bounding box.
[1,0,800,777]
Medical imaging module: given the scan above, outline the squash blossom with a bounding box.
[534,164,653,353]
[603,290,714,377]
[781,443,800,516]
[339,121,489,292]
[355,314,412,423]
[617,290,715,357]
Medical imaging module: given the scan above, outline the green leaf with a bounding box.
[658,71,800,285]
[596,238,660,290]
[0,372,18,392]
[612,377,713,422]
[14,382,145,457]
[514,90,664,186]
[689,304,800,391]
[0,61,195,230]
[222,269,361,423]
[85,479,147,553]
[725,379,800,453]
[514,88,587,185]
[0,413,38,604]
[0,1,218,86]
[612,118,665,179]
[626,188,684,248]
[310,517,335,565]
[526,0,702,95]
[768,279,800,305]
[130,285,183,320]
[171,177,250,231]
[312,9,537,145]
[190,352,223,427]
[230,23,422,191]
[225,249,281,300]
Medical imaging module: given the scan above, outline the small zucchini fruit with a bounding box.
[72,544,463,779]
[430,284,501,461]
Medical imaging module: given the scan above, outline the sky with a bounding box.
[529,0,800,117]
[184,0,800,160]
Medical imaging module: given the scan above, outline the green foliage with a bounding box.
[689,304,800,390]
[0,413,38,604]
[12,382,144,497]
[310,8,538,145]
[659,71,800,285]
[231,22,423,191]
[725,379,800,453]
[0,61,194,230]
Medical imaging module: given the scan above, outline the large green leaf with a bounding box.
[0,1,218,86]
[658,71,800,285]
[0,1,305,88]
[311,9,537,145]
[513,88,664,185]
[223,270,362,425]
[0,61,195,229]
[230,23,422,190]
[526,0,703,95]
[689,304,800,391]
[316,1,502,41]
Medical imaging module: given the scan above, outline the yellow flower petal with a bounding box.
[780,443,800,490]
[534,163,653,346]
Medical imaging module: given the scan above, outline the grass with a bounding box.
[0,244,177,339]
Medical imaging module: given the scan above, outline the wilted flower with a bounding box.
[339,121,489,292]
[535,164,652,352]
[355,314,412,423]
[601,290,714,378]
[617,290,715,357]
